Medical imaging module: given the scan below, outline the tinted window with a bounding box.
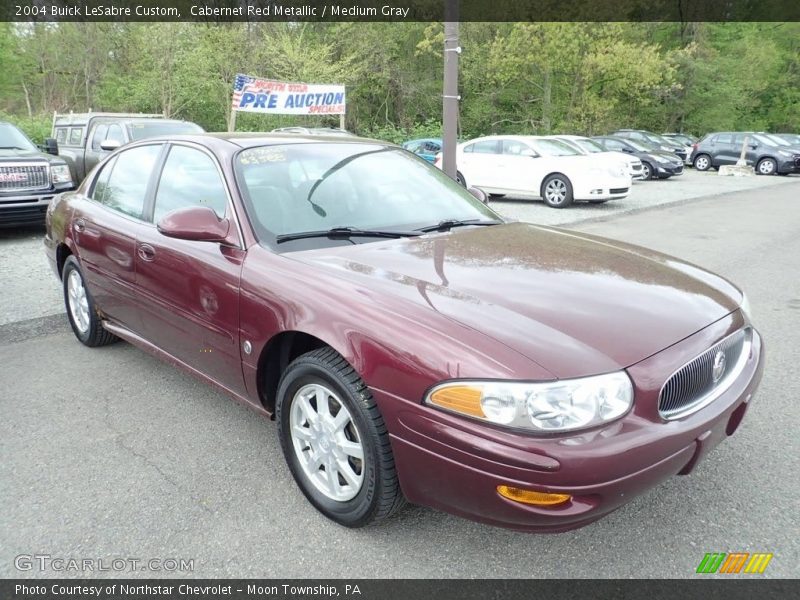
[68,128,83,146]
[465,140,500,154]
[90,124,108,151]
[601,139,626,151]
[0,123,37,151]
[94,145,162,219]
[55,128,67,144]
[153,146,227,223]
[716,134,732,144]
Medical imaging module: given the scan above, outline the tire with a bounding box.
[756,158,777,175]
[455,171,466,187]
[693,154,712,171]
[541,174,574,208]
[62,256,118,347]
[640,162,654,180]
[276,347,405,527]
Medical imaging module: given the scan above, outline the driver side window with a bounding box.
[153,146,228,224]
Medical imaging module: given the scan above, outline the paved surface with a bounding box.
[1,178,799,579]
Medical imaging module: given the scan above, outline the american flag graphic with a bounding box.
[232,73,256,108]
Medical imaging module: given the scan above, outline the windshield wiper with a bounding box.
[276,226,422,244]
[416,218,503,233]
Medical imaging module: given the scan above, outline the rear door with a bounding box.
[134,143,247,395]
[712,133,736,165]
[732,133,757,165]
[499,139,544,193]
[72,143,164,334]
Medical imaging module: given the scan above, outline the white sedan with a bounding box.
[439,135,631,208]
[550,134,645,180]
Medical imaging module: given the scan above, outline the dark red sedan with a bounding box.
[44,133,763,532]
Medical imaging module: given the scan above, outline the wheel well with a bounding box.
[257,331,329,416]
[56,244,72,279]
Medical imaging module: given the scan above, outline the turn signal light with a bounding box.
[497,485,571,507]
[428,386,484,418]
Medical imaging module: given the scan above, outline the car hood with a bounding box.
[0,148,64,164]
[289,223,742,378]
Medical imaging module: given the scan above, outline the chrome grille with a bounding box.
[0,163,50,192]
[659,328,751,420]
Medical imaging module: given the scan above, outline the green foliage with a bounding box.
[1,22,798,141]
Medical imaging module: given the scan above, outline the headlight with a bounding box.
[425,372,634,433]
[51,165,72,185]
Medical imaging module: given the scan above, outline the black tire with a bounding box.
[693,154,712,171]
[276,347,405,527]
[756,157,777,176]
[455,171,466,187]
[641,161,654,180]
[540,174,574,208]
[62,256,118,347]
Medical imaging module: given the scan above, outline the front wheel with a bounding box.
[276,347,405,527]
[756,158,777,175]
[62,256,118,347]
[541,174,574,208]
[641,162,654,180]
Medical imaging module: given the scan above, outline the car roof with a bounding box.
[130,132,392,149]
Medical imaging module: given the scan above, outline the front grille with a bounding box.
[658,328,751,419]
[631,164,642,170]
[675,165,684,173]
[610,188,629,194]
[0,164,50,192]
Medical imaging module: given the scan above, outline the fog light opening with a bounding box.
[497,485,571,507]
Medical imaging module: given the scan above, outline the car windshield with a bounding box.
[528,138,581,156]
[571,138,605,153]
[235,142,500,247]
[128,121,204,141]
[753,134,779,147]
[0,123,37,151]
[761,134,790,146]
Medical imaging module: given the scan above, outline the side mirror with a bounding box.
[157,206,230,242]
[100,139,122,152]
[622,147,633,153]
[468,186,488,204]
[42,138,59,155]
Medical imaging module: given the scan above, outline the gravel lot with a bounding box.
[1,174,798,579]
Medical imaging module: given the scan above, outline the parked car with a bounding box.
[45,132,762,532]
[662,133,697,147]
[549,134,644,180]
[271,127,354,137]
[593,136,684,180]
[53,112,204,183]
[690,132,800,175]
[612,129,689,163]
[0,121,74,226]
[402,138,442,163]
[436,135,630,208]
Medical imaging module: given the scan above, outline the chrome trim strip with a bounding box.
[658,328,752,420]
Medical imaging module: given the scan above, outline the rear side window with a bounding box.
[93,144,162,219]
[153,145,228,223]
[502,140,532,155]
[716,134,732,144]
[68,127,83,146]
[464,140,500,154]
[55,128,67,144]
[602,139,625,152]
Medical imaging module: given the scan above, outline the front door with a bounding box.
[134,143,247,396]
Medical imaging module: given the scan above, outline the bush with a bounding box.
[0,112,53,145]
[361,119,443,144]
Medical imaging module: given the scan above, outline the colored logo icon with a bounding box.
[697,552,773,574]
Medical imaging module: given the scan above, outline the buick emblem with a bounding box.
[712,351,727,383]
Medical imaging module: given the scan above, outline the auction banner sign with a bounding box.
[232,73,345,115]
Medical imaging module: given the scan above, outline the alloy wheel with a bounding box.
[544,179,567,205]
[289,383,365,502]
[695,156,709,170]
[67,270,90,335]
[758,159,776,175]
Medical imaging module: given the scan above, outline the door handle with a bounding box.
[73,218,86,233]
[137,243,156,262]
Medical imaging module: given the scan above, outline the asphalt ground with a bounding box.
[0,175,798,578]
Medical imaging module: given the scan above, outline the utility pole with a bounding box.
[442,1,460,181]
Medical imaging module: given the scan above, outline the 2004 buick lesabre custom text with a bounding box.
[44,133,763,532]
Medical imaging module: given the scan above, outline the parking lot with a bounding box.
[1,172,799,578]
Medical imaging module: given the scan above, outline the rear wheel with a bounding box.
[756,158,777,175]
[693,154,711,171]
[62,256,118,347]
[276,347,405,527]
[541,174,574,208]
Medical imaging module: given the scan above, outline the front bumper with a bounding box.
[776,157,800,174]
[379,313,763,532]
[0,186,73,227]
[574,176,632,200]
[656,163,684,177]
